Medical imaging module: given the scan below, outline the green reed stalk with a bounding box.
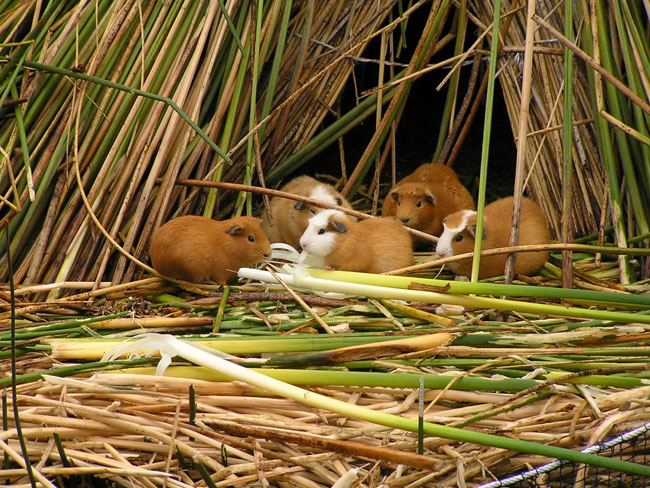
[239,267,650,324]
[306,269,650,308]
[471,0,501,282]
[259,0,291,141]
[47,334,444,359]
[562,0,575,288]
[5,221,37,487]
[12,60,229,161]
[205,2,251,217]
[216,0,245,54]
[600,2,649,237]
[106,336,650,476]
[616,1,650,216]
[0,359,154,389]
[0,312,131,341]
[10,84,33,202]
[433,0,467,162]
[587,1,633,282]
[239,0,264,217]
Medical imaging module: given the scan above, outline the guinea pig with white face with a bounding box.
[262,175,353,249]
[436,196,550,279]
[299,209,413,274]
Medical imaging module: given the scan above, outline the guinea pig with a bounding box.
[150,215,272,284]
[436,196,550,279]
[382,163,475,238]
[262,175,353,250]
[299,209,413,274]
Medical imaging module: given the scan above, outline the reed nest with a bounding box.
[2,267,650,487]
[4,364,650,487]
[2,0,650,487]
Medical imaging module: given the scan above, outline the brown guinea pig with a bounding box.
[382,163,475,238]
[436,196,550,279]
[262,175,353,249]
[299,209,413,274]
[150,215,272,284]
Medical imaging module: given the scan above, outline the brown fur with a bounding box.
[442,197,549,279]
[150,215,271,284]
[382,164,475,238]
[262,175,352,249]
[325,216,413,274]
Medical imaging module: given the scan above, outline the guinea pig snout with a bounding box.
[436,245,451,258]
[400,217,410,225]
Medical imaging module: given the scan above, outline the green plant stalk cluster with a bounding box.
[110,335,650,477]
[307,269,650,308]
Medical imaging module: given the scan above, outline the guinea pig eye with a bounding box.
[416,201,422,208]
[318,229,325,235]
[455,235,463,243]
[248,235,255,243]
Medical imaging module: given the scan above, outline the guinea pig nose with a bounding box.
[400,217,410,224]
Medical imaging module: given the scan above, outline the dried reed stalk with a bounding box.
[0,0,404,287]
[2,367,649,487]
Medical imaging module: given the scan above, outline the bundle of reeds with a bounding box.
[1,0,649,288]
[3,272,650,486]
[463,0,650,280]
[1,0,437,288]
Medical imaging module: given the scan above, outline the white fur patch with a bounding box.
[309,185,339,206]
[436,210,476,258]
[299,209,343,256]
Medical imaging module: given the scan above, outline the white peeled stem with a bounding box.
[237,266,650,323]
[238,266,481,307]
[269,242,301,262]
[101,333,416,431]
[331,468,360,488]
[242,265,347,299]
[239,268,298,286]
[267,242,325,268]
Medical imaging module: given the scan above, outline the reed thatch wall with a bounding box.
[0,0,406,287]
[470,0,607,239]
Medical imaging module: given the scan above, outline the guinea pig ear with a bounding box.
[466,224,487,240]
[425,190,437,205]
[390,190,399,203]
[227,225,244,236]
[293,201,305,211]
[329,220,348,233]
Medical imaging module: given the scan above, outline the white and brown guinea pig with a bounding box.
[262,175,352,249]
[436,196,550,279]
[382,163,475,238]
[299,209,413,274]
[150,215,271,284]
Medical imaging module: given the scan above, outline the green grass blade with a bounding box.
[18,59,230,162]
[471,0,501,282]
